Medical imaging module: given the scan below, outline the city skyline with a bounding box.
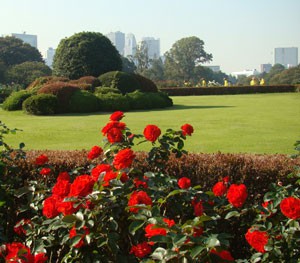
[1,0,299,74]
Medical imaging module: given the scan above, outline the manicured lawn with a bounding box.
[0,93,299,154]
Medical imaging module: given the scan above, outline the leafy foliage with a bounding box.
[52,32,122,79]
[2,90,32,111]
[22,93,58,115]
[68,90,99,113]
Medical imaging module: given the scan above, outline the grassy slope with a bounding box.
[0,93,299,154]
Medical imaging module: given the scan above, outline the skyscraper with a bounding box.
[106,31,125,56]
[274,47,298,68]
[124,33,137,57]
[46,47,56,68]
[141,37,160,59]
[11,32,37,48]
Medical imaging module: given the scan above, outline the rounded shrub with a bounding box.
[94,87,121,95]
[23,94,58,115]
[98,71,141,94]
[97,93,130,112]
[69,76,101,92]
[27,76,69,93]
[68,90,99,113]
[2,90,32,111]
[38,81,80,113]
[131,73,158,92]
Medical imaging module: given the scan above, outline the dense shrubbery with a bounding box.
[131,73,158,93]
[94,86,121,95]
[69,76,101,92]
[2,90,32,111]
[97,92,131,111]
[68,90,99,113]
[27,76,70,93]
[22,94,58,115]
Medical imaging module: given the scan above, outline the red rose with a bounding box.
[145,224,167,239]
[69,226,90,248]
[57,172,70,181]
[107,127,124,143]
[110,111,124,121]
[178,177,191,189]
[42,196,60,218]
[227,184,247,208]
[130,242,152,258]
[101,121,126,136]
[212,181,227,196]
[181,124,194,136]
[192,200,204,216]
[211,249,234,261]
[133,178,148,189]
[14,219,32,236]
[193,226,204,237]
[128,190,152,213]
[52,179,70,197]
[69,175,95,197]
[91,164,112,181]
[113,148,135,170]
[34,253,48,263]
[87,145,103,160]
[40,167,51,176]
[245,228,269,253]
[35,154,48,165]
[5,242,34,263]
[163,218,175,227]
[57,200,78,216]
[143,125,161,142]
[280,196,300,219]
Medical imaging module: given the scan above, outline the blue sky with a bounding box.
[1,0,299,74]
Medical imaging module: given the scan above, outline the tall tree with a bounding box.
[0,36,43,67]
[264,64,285,84]
[53,32,122,79]
[134,41,151,74]
[121,56,136,73]
[142,58,165,81]
[164,36,212,81]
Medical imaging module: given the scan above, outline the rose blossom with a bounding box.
[110,111,124,121]
[40,167,51,176]
[192,200,204,217]
[87,145,103,160]
[5,242,34,262]
[68,174,95,197]
[14,219,32,236]
[178,177,191,189]
[245,228,269,253]
[52,179,70,197]
[42,195,60,218]
[130,242,152,258]
[34,253,48,263]
[113,148,135,170]
[163,218,175,227]
[57,171,70,181]
[210,249,234,261]
[280,196,300,219]
[102,171,128,187]
[227,184,247,208]
[181,124,194,136]
[107,127,124,143]
[212,181,227,196]
[143,125,161,142]
[101,121,126,136]
[34,154,48,165]
[128,190,152,213]
[145,224,167,238]
[91,164,112,181]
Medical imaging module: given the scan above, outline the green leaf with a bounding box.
[129,220,145,235]
[62,215,77,223]
[14,187,30,198]
[151,247,167,261]
[173,234,187,246]
[206,235,220,248]
[190,245,205,259]
[225,210,240,219]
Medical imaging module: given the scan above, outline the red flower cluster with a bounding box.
[245,228,269,253]
[128,190,152,213]
[3,242,47,263]
[163,218,176,227]
[40,167,51,176]
[212,181,227,196]
[143,124,161,142]
[87,145,103,160]
[227,184,247,208]
[181,124,194,136]
[110,111,125,121]
[34,154,48,165]
[280,196,300,219]
[210,249,234,261]
[133,177,148,189]
[177,177,191,189]
[102,120,126,143]
[192,198,204,216]
[69,226,90,248]
[145,224,167,238]
[91,164,112,181]
[103,171,129,186]
[113,148,135,170]
[130,242,152,258]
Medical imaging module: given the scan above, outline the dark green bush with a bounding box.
[94,86,121,95]
[131,73,158,92]
[68,90,99,113]
[126,90,173,110]
[97,92,130,111]
[37,81,80,113]
[98,71,141,94]
[2,90,32,111]
[22,94,58,115]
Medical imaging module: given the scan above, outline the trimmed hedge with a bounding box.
[160,85,298,96]
[22,94,58,115]
[2,90,32,111]
[131,73,158,92]
[94,87,121,95]
[68,90,99,113]
[97,92,131,111]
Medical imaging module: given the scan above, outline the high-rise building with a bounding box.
[141,37,160,59]
[106,31,125,56]
[11,32,37,48]
[274,47,298,68]
[45,47,56,68]
[260,63,272,73]
[124,33,137,57]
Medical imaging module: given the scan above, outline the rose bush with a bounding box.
[0,115,299,262]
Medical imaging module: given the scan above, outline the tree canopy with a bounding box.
[0,36,43,67]
[164,36,212,81]
[52,32,122,79]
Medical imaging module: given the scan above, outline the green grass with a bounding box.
[0,93,299,154]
